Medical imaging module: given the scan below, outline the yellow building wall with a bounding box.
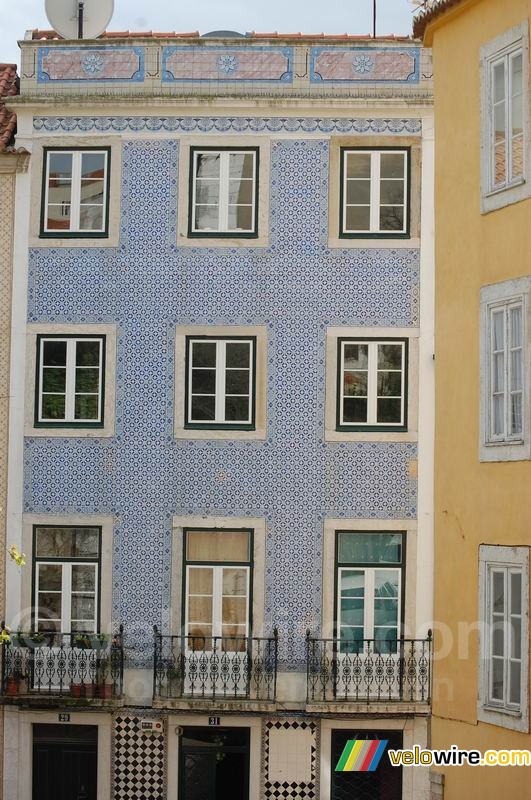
[429,0,531,795]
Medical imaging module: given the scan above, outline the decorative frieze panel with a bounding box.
[162,46,293,82]
[311,47,420,83]
[38,46,145,82]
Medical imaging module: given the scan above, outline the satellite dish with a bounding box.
[45,0,114,39]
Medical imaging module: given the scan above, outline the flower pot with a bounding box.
[70,683,82,698]
[6,677,20,695]
[98,683,113,700]
[83,683,95,698]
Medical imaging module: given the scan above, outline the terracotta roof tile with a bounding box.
[0,63,18,153]
[31,28,414,42]
[413,0,465,39]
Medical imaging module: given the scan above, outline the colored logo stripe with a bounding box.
[335,739,388,772]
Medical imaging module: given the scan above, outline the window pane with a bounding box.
[510,661,521,704]
[196,153,220,179]
[377,371,402,397]
[374,627,398,652]
[494,102,506,142]
[188,596,212,623]
[71,595,95,619]
[380,153,405,179]
[511,572,522,614]
[225,370,250,395]
[510,306,523,348]
[225,396,250,421]
[72,565,96,592]
[340,598,364,625]
[346,153,371,178]
[491,657,504,700]
[38,593,62,619]
[42,368,66,393]
[81,152,106,178]
[228,179,253,204]
[79,205,104,231]
[229,152,254,179]
[494,142,506,185]
[380,180,404,205]
[345,206,370,231]
[343,371,367,397]
[493,61,505,104]
[343,343,368,369]
[492,625,504,657]
[512,136,524,180]
[493,352,504,393]
[42,395,66,419]
[194,206,219,230]
[511,394,522,435]
[226,342,251,368]
[191,369,216,393]
[378,344,402,369]
[35,526,100,558]
[188,567,213,595]
[42,340,66,366]
[493,395,504,436]
[380,206,404,231]
[340,627,364,653]
[493,571,505,613]
[338,533,402,564]
[46,204,71,231]
[511,53,523,97]
[222,597,247,625]
[190,396,216,420]
[75,368,100,393]
[80,180,104,205]
[340,570,365,596]
[492,310,505,350]
[48,152,73,178]
[377,398,402,423]
[186,530,250,562]
[374,599,398,627]
[195,180,220,204]
[222,568,247,596]
[228,205,253,231]
[343,398,367,423]
[76,340,101,366]
[346,180,371,204]
[374,569,400,597]
[74,395,99,420]
[192,342,217,367]
[511,617,522,660]
[37,565,62,591]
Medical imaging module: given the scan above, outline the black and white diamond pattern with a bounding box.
[263,719,318,800]
[113,715,165,800]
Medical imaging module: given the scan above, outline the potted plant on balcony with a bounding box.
[6,665,27,695]
[96,655,113,699]
[73,633,93,649]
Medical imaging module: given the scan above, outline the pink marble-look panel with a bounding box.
[40,48,143,81]
[163,48,292,82]
[312,49,418,82]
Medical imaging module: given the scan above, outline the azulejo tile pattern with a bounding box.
[162,46,293,83]
[26,131,419,668]
[113,714,166,800]
[310,47,420,83]
[38,47,145,83]
[33,116,422,135]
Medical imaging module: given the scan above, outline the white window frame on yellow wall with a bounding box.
[478,545,529,732]
[480,278,531,462]
[480,21,530,213]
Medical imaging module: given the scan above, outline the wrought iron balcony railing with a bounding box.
[306,632,432,704]
[153,627,278,702]
[1,627,124,701]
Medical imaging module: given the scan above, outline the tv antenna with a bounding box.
[45,0,114,39]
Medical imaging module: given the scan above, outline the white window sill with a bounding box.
[478,702,528,732]
[485,177,526,199]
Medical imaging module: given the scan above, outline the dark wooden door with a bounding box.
[179,727,249,800]
[32,724,98,800]
[331,730,403,800]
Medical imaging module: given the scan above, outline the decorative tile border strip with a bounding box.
[310,47,420,83]
[162,45,293,83]
[38,46,145,83]
[33,116,422,134]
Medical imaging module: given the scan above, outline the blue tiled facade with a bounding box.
[26,128,419,667]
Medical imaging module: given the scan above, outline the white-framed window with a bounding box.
[480,278,531,461]
[42,149,110,235]
[337,338,407,430]
[488,300,524,442]
[189,148,258,235]
[33,525,101,633]
[36,335,105,426]
[479,545,529,731]
[340,149,409,236]
[184,529,252,651]
[336,532,404,654]
[488,46,524,192]
[480,22,529,213]
[186,337,255,427]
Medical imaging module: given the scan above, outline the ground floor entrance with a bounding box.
[179,726,250,800]
[331,729,403,800]
[32,723,98,800]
